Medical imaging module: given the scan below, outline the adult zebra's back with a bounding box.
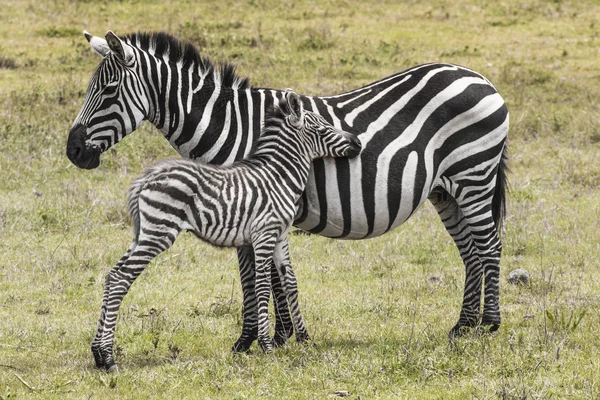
[67,31,509,342]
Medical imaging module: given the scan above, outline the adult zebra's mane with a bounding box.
[123,31,251,90]
[244,99,294,157]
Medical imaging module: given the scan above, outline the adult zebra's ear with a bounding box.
[84,30,110,57]
[105,31,135,65]
[285,89,303,124]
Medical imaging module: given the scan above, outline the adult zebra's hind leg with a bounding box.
[430,179,503,337]
[429,190,483,336]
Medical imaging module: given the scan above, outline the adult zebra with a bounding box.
[67,31,509,350]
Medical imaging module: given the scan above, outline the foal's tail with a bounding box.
[491,144,509,235]
[127,160,176,242]
[127,174,146,243]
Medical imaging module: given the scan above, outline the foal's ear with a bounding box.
[285,89,303,120]
[84,30,110,57]
[105,31,135,65]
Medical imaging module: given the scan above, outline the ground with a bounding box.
[0,0,599,398]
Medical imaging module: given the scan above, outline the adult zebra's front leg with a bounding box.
[232,246,293,352]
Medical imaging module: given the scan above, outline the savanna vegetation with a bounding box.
[1,0,599,398]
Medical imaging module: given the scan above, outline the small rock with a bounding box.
[507,269,530,285]
[333,391,350,398]
[428,276,440,283]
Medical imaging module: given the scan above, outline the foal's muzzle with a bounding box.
[345,135,362,158]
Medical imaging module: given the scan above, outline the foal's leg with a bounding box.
[91,243,136,369]
[272,262,295,345]
[232,246,258,352]
[96,228,179,372]
[232,246,293,352]
[251,231,278,352]
[273,239,310,345]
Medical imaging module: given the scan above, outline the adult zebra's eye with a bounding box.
[103,82,119,95]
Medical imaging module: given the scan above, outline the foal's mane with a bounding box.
[124,31,251,90]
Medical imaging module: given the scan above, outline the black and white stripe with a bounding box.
[68,31,509,350]
[90,91,362,371]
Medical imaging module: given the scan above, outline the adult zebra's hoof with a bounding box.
[449,325,466,339]
[232,336,255,353]
[478,320,500,334]
[448,321,478,339]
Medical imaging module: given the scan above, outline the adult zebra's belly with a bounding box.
[294,148,429,240]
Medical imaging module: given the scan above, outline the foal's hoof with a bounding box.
[448,322,477,339]
[91,349,105,369]
[104,360,119,374]
[295,332,311,344]
[297,335,316,350]
[258,338,274,353]
[272,332,291,348]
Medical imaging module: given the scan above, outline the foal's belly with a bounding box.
[188,217,253,248]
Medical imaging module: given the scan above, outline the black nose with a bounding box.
[67,124,86,163]
[346,136,362,158]
[66,124,101,169]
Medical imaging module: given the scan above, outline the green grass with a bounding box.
[1,0,600,398]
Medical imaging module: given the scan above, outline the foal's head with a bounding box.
[273,90,362,160]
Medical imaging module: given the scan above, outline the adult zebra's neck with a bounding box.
[145,57,284,166]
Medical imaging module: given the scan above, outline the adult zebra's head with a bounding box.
[67,31,149,169]
[280,90,362,159]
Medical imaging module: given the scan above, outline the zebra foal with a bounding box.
[92,90,362,372]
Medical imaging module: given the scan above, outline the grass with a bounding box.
[1,0,599,398]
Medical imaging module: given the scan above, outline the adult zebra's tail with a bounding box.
[492,145,509,234]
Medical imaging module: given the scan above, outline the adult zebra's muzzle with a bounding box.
[66,124,101,169]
